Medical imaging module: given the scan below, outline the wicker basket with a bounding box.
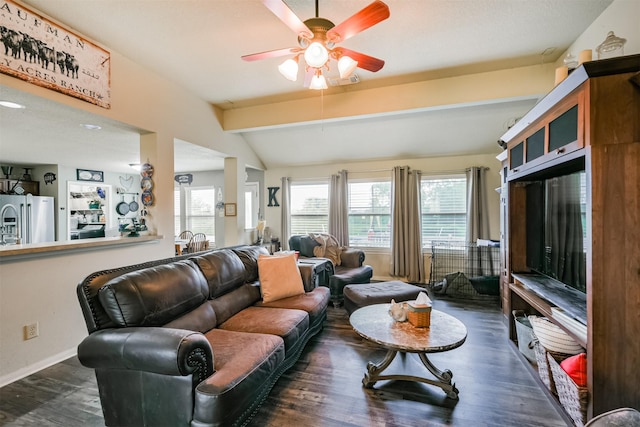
[407,302,431,328]
[547,352,588,426]
[533,341,570,396]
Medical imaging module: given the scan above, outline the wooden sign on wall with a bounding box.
[0,0,111,108]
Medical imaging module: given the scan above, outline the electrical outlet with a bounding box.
[24,322,39,340]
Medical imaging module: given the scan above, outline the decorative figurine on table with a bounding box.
[389,299,408,322]
[127,219,147,237]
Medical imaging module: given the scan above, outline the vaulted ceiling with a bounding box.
[0,0,613,173]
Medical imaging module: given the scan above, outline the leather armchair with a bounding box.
[289,234,373,306]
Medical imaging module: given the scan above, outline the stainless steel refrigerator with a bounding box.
[0,194,55,244]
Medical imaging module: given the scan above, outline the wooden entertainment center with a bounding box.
[498,54,640,421]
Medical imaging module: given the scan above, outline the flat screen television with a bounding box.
[525,169,587,293]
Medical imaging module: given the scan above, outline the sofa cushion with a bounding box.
[219,306,309,353]
[163,302,217,333]
[191,249,247,298]
[98,260,208,327]
[210,283,261,325]
[194,328,285,427]
[232,245,270,282]
[256,286,330,327]
[258,253,304,303]
[299,236,320,258]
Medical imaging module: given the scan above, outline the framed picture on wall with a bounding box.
[77,169,104,182]
[224,203,237,217]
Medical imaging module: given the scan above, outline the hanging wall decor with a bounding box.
[0,0,111,108]
[267,187,280,207]
[77,168,104,182]
[174,174,193,185]
[43,172,56,185]
[140,163,154,206]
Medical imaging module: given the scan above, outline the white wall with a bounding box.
[557,0,640,64]
[264,153,502,281]
[0,17,263,385]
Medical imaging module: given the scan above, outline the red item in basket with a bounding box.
[560,352,587,387]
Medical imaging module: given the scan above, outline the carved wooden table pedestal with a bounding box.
[350,304,467,399]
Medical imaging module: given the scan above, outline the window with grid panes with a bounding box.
[421,177,466,247]
[185,186,215,242]
[290,182,329,235]
[174,189,181,236]
[348,180,391,247]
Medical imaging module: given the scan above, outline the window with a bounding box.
[348,180,391,247]
[184,186,216,242]
[174,189,181,236]
[245,182,259,229]
[421,177,467,247]
[290,182,328,234]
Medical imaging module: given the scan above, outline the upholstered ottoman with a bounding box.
[343,281,426,315]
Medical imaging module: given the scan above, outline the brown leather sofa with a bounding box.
[288,234,373,306]
[76,245,329,427]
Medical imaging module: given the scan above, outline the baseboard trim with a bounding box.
[0,348,77,388]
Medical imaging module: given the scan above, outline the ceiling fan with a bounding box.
[242,0,390,89]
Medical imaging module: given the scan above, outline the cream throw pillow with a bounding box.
[258,253,304,303]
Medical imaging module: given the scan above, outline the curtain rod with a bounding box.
[289,166,490,180]
[349,167,489,175]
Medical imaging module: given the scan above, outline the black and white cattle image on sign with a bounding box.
[0,0,110,108]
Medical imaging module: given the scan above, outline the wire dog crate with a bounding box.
[429,241,500,299]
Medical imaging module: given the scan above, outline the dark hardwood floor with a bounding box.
[0,296,570,427]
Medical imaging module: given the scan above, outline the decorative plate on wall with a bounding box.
[141,163,154,178]
[141,190,154,206]
[141,177,153,191]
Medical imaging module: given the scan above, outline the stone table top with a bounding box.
[350,304,467,353]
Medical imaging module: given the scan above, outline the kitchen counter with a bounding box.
[0,235,163,260]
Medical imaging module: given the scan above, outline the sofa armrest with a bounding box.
[78,327,213,383]
[298,264,316,292]
[340,248,365,267]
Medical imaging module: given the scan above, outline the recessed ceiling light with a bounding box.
[0,100,26,109]
[81,123,102,130]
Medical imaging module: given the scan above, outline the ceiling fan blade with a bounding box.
[262,0,313,39]
[333,47,385,72]
[242,47,300,62]
[326,1,390,44]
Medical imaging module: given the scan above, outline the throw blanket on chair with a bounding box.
[309,233,343,266]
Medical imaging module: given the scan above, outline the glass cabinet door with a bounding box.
[549,105,578,152]
[526,128,545,162]
[509,141,524,171]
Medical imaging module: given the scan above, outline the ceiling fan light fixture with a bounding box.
[304,42,329,68]
[338,55,358,79]
[309,72,328,90]
[278,58,299,81]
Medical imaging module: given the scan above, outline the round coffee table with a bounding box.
[350,303,467,399]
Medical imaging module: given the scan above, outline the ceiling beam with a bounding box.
[222,63,556,132]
